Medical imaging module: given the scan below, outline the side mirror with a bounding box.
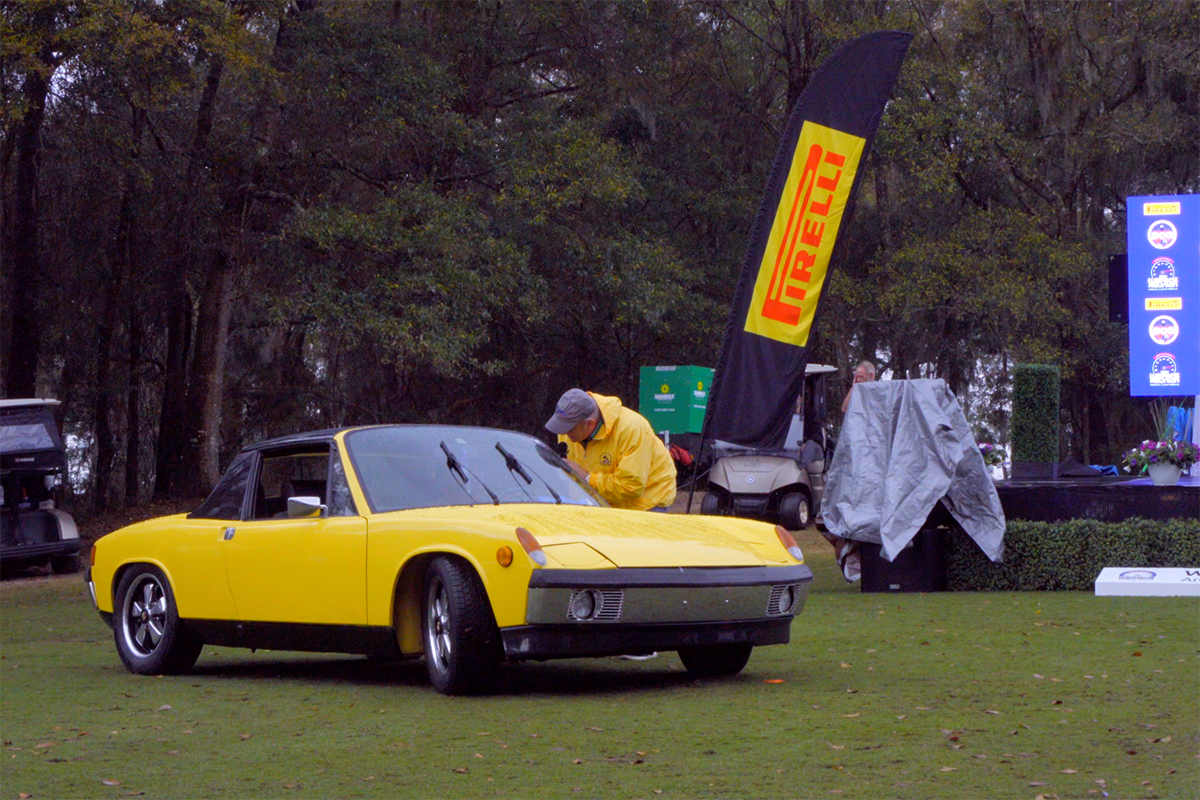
[287,496,326,518]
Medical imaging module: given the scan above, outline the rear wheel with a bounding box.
[422,556,501,695]
[678,643,753,677]
[778,491,811,530]
[113,565,202,675]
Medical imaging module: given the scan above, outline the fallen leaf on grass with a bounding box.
[764,679,785,683]
[453,768,469,774]
[155,705,172,712]
[939,767,956,772]
[828,744,844,750]
[1061,769,1077,774]
[19,793,32,799]
[238,734,251,741]
[33,743,55,750]
[842,713,860,718]
[1029,781,1047,787]
[1033,674,1045,679]
[101,780,120,786]
[473,753,484,758]
[573,759,582,764]
[1148,736,1171,743]
[1131,652,1142,657]
[985,710,1001,715]
[585,727,604,731]
[839,663,852,669]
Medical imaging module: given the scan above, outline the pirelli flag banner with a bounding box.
[703,31,912,449]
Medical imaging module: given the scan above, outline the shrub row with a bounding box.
[946,517,1200,591]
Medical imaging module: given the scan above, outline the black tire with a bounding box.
[422,556,501,695]
[678,643,753,677]
[778,491,811,531]
[51,554,79,574]
[700,491,725,516]
[113,565,202,675]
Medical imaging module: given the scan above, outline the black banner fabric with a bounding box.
[703,31,912,449]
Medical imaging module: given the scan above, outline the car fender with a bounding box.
[366,520,542,650]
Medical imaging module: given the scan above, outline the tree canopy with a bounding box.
[2,0,1197,509]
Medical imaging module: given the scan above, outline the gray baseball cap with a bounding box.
[545,389,598,435]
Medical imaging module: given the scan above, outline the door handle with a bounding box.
[223,527,235,541]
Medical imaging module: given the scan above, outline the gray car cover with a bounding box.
[820,379,1005,563]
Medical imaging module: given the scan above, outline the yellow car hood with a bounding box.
[380,503,789,568]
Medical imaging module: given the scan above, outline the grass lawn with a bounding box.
[2,535,1197,799]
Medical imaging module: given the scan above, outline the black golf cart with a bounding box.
[1,399,81,574]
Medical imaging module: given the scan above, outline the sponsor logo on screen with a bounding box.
[1147,220,1178,249]
[1143,201,1181,216]
[1149,315,1179,345]
[744,121,865,346]
[1145,297,1183,311]
[1150,353,1180,386]
[1148,257,1179,290]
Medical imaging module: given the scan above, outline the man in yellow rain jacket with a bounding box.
[545,389,677,511]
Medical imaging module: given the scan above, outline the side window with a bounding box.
[190,452,255,520]
[327,447,358,517]
[252,449,331,520]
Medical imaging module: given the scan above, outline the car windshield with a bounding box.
[344,426,603,513]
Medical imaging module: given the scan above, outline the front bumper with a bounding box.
[508,563,812,659]
[501,616,793,660]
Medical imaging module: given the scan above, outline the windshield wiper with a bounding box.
[441,442,468,483]
[496,442,562,504]
[440,440,499,505]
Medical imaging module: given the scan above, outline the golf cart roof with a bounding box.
[0,398,61,409]
[806,364,837,375]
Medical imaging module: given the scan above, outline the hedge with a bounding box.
[946,517,1200,591]
[1011,364,1060,463]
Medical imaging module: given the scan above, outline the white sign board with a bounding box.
[1095,567,1200,597]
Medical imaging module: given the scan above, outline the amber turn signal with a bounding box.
[496,545,514,567]
[89,544,97,567]
[515,527,548,566]
[775,526,805,562]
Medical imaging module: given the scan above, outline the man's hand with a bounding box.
[564,460,589,481]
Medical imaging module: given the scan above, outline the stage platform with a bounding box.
[996,474,1198,523]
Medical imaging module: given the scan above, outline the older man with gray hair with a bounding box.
[546,388,677,511]
[841,360,877,413]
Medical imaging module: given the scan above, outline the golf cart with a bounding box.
[701,364,837,530]
[1,399,81,574]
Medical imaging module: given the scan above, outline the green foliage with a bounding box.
[1011,364,1060,463]
[948,517,1200,591]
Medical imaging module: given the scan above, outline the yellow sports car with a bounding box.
[87,425,813,694]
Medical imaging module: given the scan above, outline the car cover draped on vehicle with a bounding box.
[820,379,1005,564]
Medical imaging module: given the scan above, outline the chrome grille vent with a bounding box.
[567,589,624,621]
[767,584,799,616]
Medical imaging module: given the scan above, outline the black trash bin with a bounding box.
[859,502,954,593]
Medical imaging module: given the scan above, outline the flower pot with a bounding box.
[1147,462,1182,486]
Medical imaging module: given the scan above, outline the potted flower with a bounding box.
[1122,439,1199,485]
[978,442,1004,469]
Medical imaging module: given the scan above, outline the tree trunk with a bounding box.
[176,8,306,491]
[124,307,142,504]
[153,55,223,498]
[179,251,234,494]
[3,61,52,397]
[93,105,144,510]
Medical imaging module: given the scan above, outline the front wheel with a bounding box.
[778,491,811,530]
[700,490,726,516]
[677,643,753,677]
[422,556,501,695]
[113,565,202,675]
